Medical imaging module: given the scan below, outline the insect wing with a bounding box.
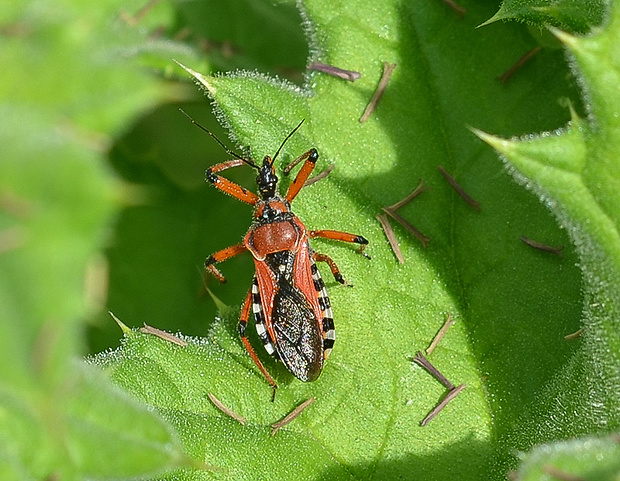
[253,241,330,381]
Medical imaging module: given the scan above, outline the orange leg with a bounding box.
[309,229,369,256]
[284,148,319,202]
[205,243,248,283]
[239,289,278,399]
[206,159,259,206]
[313,252,347,285]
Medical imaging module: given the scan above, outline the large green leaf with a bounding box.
[92,0,620,479]
[477,0,620,440]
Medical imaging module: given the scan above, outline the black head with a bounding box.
[257,157,278,200]
[253,119,305,200]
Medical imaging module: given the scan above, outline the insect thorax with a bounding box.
[245,202,306,261]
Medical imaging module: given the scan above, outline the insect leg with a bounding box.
[206,159,260,206]
[284,148,319,202]
[239,288,278,399]
[313,252,348,285]
[309,230,369,255]
[205,243,248,283]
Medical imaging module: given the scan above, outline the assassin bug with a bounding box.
[184,111,368,397]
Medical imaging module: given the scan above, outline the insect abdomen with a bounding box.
[311,262,335,359]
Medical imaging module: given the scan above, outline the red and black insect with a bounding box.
[188,113,368,396]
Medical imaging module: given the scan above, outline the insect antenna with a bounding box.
[179,108,258,169]
[270,119,305,166]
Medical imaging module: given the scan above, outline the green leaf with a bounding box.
[65,362,192,478]
[481,0,609,33]
[514,433,620,481]
[476,0,620,440]
[95,0,619,479]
